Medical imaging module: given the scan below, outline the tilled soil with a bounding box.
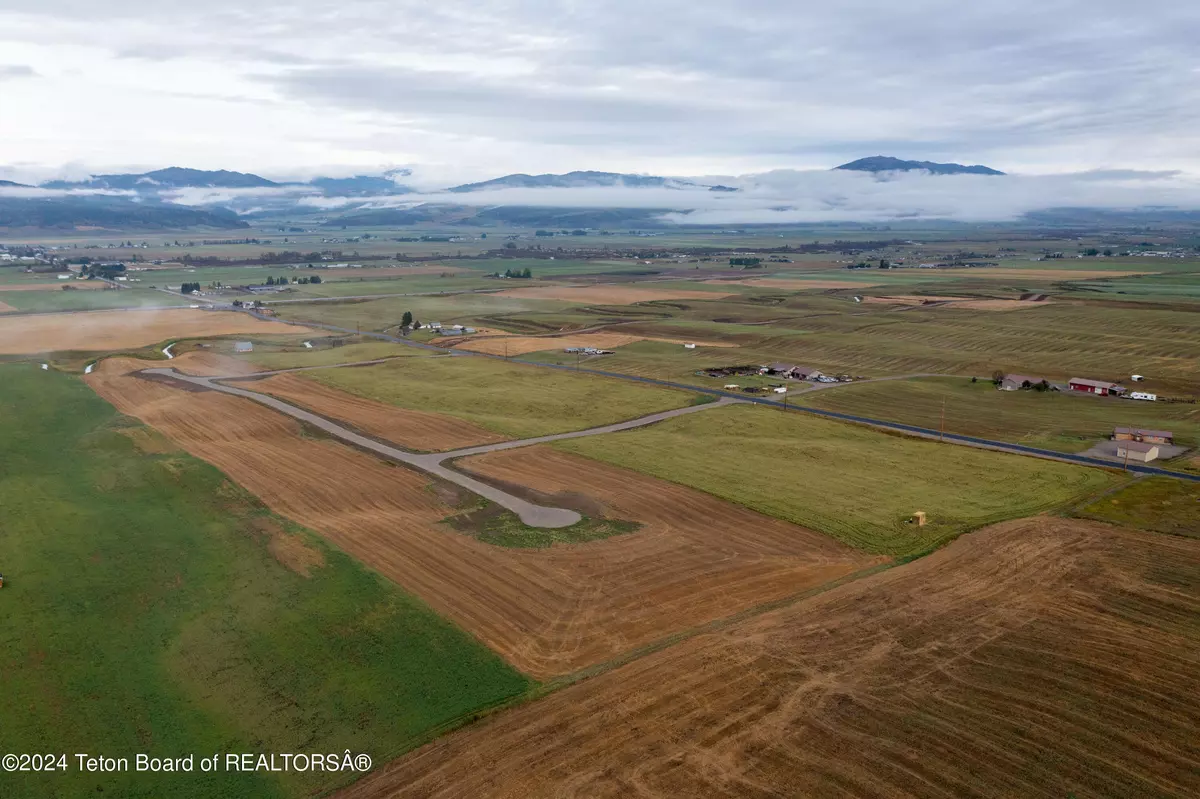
[85,359,876,679]
[338,516,1200,799]
[0,309,307,354]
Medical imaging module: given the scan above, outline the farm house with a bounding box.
[1068,377,1125,396]
[1116,441,1160,462]
[1112,427,1174,445]
[999,373,1045,391]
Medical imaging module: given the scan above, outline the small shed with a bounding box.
[234,341,253,353]
[767,362,796,377]
[793,366,823,381]
[1116,441,1160,462]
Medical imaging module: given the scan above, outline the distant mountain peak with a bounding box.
[43,168,280,191]
[448,170,686,192]
[835,156,1004,176]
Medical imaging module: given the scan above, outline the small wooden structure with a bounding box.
[911,511,927,527]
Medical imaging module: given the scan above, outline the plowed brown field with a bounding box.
[495,286,732,304]
[0,281,107,291]
[83,358,878,680]
[248,373,504,451]
[708,278,880,290]
[447,331,736,356]
[0,309,309,354]
[342,517,1200,799]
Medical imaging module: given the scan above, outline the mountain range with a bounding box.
[0,157,1023,230]
[835,156,1005,175]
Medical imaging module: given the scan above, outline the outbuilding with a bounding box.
[1113,427,1174,445]
[1116,441,1160,462]
[233,341,253,353]
[1068,377,1125,396]
[1000,374,1045,391]
[792,366,824,381]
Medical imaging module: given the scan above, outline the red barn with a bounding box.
[1068,377,1125,396]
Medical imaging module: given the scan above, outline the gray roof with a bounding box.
[1119,441,1158,453]
[1069,377,1123,389]
[1003,374,1044,385]
[1114,427,1173,438]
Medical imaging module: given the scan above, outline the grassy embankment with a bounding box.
[0,365,529,798]
[1075,477,1200,538]
[556,404,1116,557]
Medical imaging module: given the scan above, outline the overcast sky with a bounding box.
[2,1,1199,184]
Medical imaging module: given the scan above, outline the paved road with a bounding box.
[247,312,1200,483]
[142,367,739,527]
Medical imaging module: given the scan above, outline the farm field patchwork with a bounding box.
[494,284,734,304]
[448,330,737,357]
[555,403,1116,556]
[240,339,423,370]
[0,309,308,354]
[344,516,1200,799]
[799,376,1200,453]
[0,365,529,799]
[83,356,878,678]
[304,355,699,438]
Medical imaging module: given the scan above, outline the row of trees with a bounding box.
[180,282,203,294]
[264,275,322,285]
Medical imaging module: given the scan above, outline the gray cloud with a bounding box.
[3,1,1200,175]
[0,64,37,80]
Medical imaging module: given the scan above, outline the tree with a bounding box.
[504,242,517,250]
[521,267,532,278]
[266,276,276,285]
[401,311,413,328]
[991,370,1004,385]
[310,274,322,284]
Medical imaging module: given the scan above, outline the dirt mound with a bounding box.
[248,373,505,451]
[0,309,309,354]
[83,358,876,680]
[343,517,1200,799]
[495,285,732,304]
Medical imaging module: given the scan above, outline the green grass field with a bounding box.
[305,356,697,438]
[0,365,529,798]
[799,377,1200,453]
[240,339,422,370]
[1075,477,1200,538]
[555,403,1116,557]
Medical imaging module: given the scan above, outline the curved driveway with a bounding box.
[141,367,740,527]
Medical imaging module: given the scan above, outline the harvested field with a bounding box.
[954,268,1155,280]
[343,517,1200,799]
[324,265,471,278]
[86,358,881,680]
[864,295,1052,311]
[495,285,732,304]
[172,351,263,377]
[951,298,1054,310]
[0,309,309,354]
[708,278,880,290]
[0,281,108,291]
[448,331,737,357]
[249,373,504,451]
[863,294,976,305]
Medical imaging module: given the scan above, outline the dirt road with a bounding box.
[143,367,741,528]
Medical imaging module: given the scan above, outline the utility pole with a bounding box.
[1122,423,1131,472]
[939,396,946,441]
